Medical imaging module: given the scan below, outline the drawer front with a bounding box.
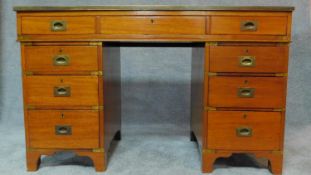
[209,77,286,108]
[25,76,99,106]
[209,45,288,73]
[25,46,98,73]
[101,16,206,35]
[207,111,282,150]
[210,16,288,35]
[21,17,96,34]
[28,110,99,149]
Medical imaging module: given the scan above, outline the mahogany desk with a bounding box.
[14,5,294,174]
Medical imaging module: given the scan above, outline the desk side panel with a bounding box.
[103,43,121,152]
[191,44,205,149]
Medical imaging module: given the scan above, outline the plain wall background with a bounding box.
[0,0,310,131]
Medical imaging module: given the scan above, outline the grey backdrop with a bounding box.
[0,1,311,175]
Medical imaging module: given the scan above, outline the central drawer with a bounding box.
[207,111,282,151]
[100,16,206,35]
[28,110,99,149]
[208,76,286,108]
[25,76,99,107]
[24,46,99,73]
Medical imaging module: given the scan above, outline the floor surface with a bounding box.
[0,123,310,175]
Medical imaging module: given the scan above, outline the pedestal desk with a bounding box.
[14,5,294,174]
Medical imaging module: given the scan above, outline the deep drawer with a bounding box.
[100,16,206,35]
[207,111,282,151]
[208,76,286,108]
[21,16,96,34]
[209,45,288,73]
[28,110,99,149]
[24,46,99,73]
[25,76,99,107]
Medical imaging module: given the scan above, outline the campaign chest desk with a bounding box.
[14,5,293,174]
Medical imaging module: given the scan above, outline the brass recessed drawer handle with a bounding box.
[239,56,255,67]
[51,20,67,31]
[55,125,72,135]
[238,88,255,98]
[53,55,70,66]
[236,127,252,137]
[241,21,258,31]
[54,86,71,97]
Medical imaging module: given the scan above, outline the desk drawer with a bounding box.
[209,45,288,73]
[24,46,98,73]
[207,111,281,150]
[209,76,286,108]
[100,16,206,35]
[21,17,96,34]
[28,110,99,149]
[25,76,99,107]
[210,15,288,35]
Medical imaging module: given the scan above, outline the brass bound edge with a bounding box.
[272,150,283,155]
[90,71,103,76]
[92,106,105,111]
[89,42,102,46]
[92,148,105,153]
[204,107,216,111]
[24,71,33,76]
[203,149,216,154]
[273,108,285,112]
[206,42,218,46]
[207,72,218,76]
[26,105,35,110]
[275,73,288,77]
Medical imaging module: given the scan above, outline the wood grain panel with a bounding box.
[101,16,205,35]
[21,16,96,34]
[211,16,288,35]
[207,111,282,150]
[25,76,99,107]
[208,76,286,108]
[209,45,289,73]
[28,110,99,148]
[24,46,98,73]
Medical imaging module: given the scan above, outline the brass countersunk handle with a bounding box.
[238,88,255,98]
[239,56,256,67]
[236,127,252,137]
[54,86,71,97]
[51,20,67,31]
[53,55,70,66]
[241,21,258,31]
[55,125,72,135]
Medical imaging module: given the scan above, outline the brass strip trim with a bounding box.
[89,42,102,46]
[13,6,295,12]
[206,42,218,46]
